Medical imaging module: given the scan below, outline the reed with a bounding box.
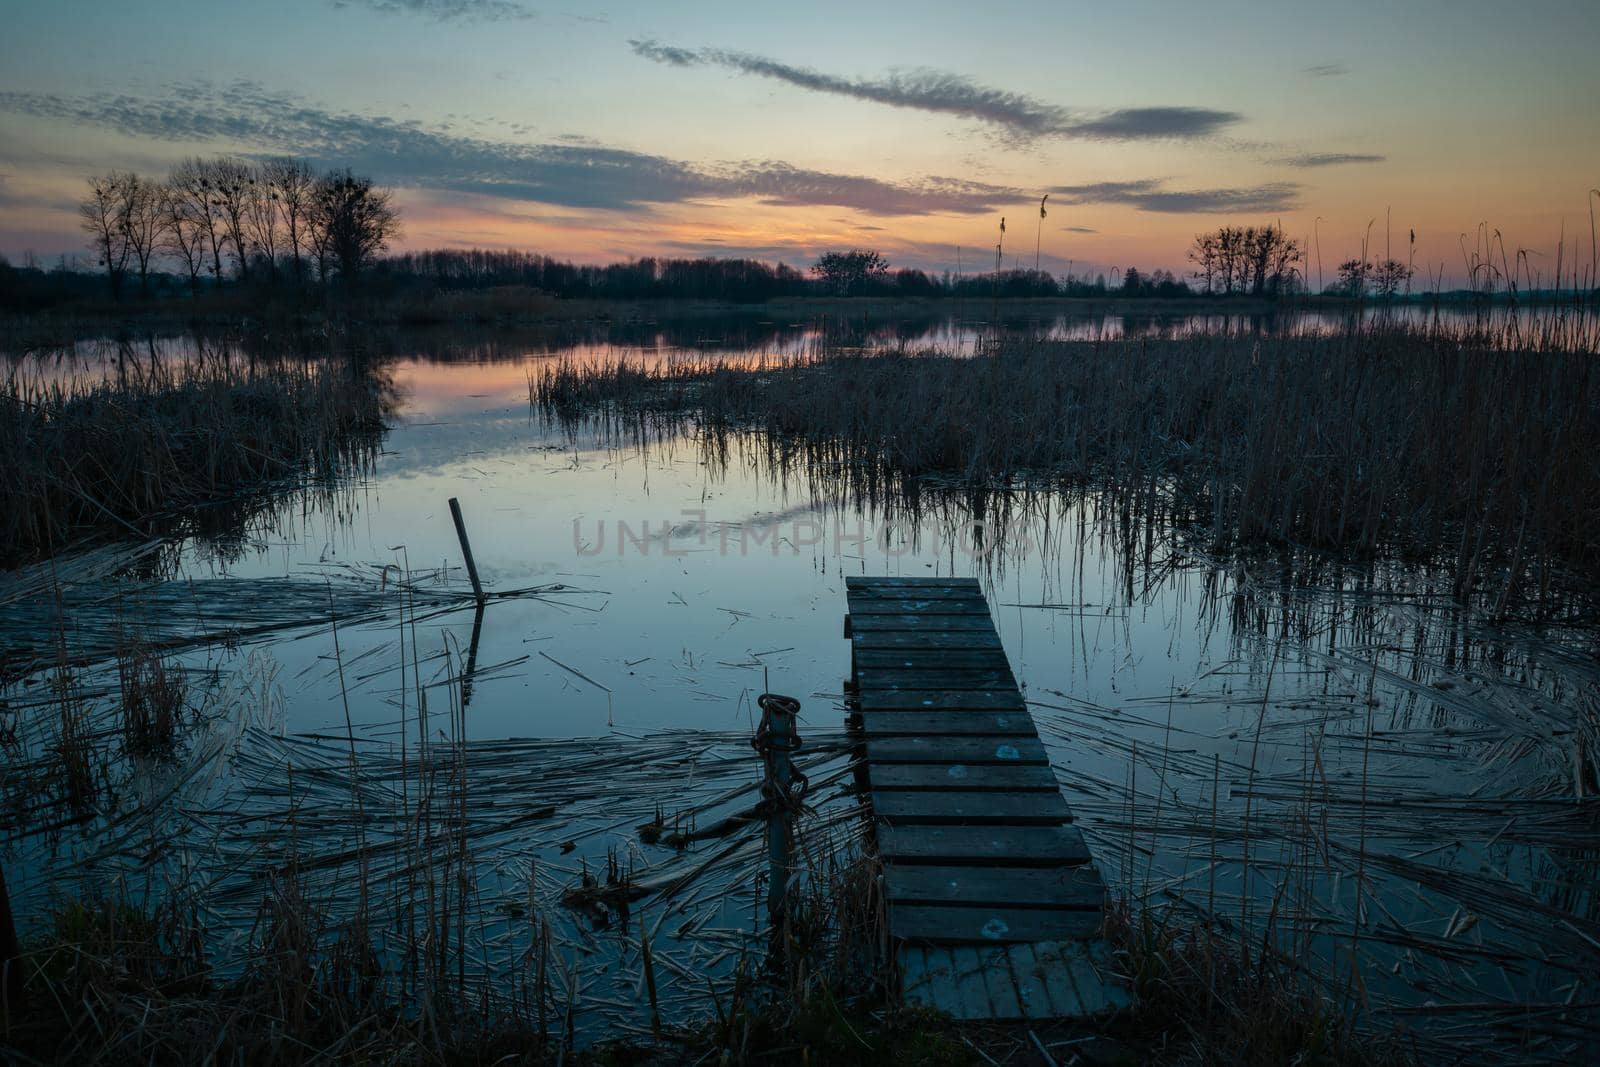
[0,346,392,564]
[534,315,1600,615]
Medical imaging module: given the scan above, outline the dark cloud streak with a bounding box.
[0,83,1018,216]
[330,0,535,21]
[629,39,1241,143]
[1052,179,1299,214]
[1275,152,1385,168]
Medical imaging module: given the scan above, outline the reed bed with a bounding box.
[1,346,394,563]
[534,317,1600,617]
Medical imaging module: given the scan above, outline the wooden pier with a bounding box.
[843,575,1129,1020]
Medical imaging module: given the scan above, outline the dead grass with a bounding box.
[534,318,1600,616]
[1,346,392,564]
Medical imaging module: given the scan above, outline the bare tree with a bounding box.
[208,158,256,281]
[1187,225,1302,297]
[264,158,316,283]
[122,173,167,297]
[79,173,132,299]
[169,158,228,285]
[160,182,210,296]
[311,170,400,280]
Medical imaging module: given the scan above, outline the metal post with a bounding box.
[448,497,485,604]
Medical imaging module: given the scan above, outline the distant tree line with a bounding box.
[76,157,399,299]
[372,246,1206,303]
[18,203,1448,309]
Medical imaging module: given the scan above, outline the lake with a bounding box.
[3,306,1597,1057]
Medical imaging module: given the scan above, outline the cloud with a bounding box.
[1063,225,1098,234]
[1275,152,1385,168]
[629,39,1241,143]
[1052,179,1300,214]
[1301,63,1350,78]
[331,0,534,20]
[0,82,1020,217]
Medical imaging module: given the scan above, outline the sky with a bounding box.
[0,0,1596,284]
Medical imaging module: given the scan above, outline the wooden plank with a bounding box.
[847,614,997,632]
[867,735,1048,765]
[870,762,1060,792]
[848,599,991,615]
[872,790,1074,825]
[851,630,1004,650]
[878,823,1092,866]
[948,946,995,1019]
[884,865,1104,909]
[847,575,980,588]
[1011,943,1077,1018]
[853,649,1011,670]
[978,946,1025,1017]
[1034,940,1131,1015]
[889,905,1103,944]
[848,586,989,600]
[851,601,985,617]
[860,711,1035,738]
[856,668,1018,692]
[858,689,1025,711]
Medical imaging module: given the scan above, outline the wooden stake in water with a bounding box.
[448,497,485,604]
[756,694,801,921]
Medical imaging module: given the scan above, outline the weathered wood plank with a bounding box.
[978,946,1025,1017]
[854,649,1012,670]
[951,946,997,1019]
[1012,942,1079,1018]
[883,864,1104,909]
[1034,940,1131,1014]
[872,789,1074,825]
[867,735,1048,765]
[869,762,1061,792]
[849,586,989,600]
[890,905,1104,944]
[850,630,1005,650]
[860,711,1036,738]
[856,668,1018,691]
[857,689,1026,710]
[847,614,998,632]
[848,599,991,615]
[847,575,980,588]
[847,573,1121,1022]
[878,823,1092,866]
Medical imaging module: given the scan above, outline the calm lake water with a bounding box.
[4,307,1598,1058]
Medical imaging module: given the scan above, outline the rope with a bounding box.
[751,692,809,813]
